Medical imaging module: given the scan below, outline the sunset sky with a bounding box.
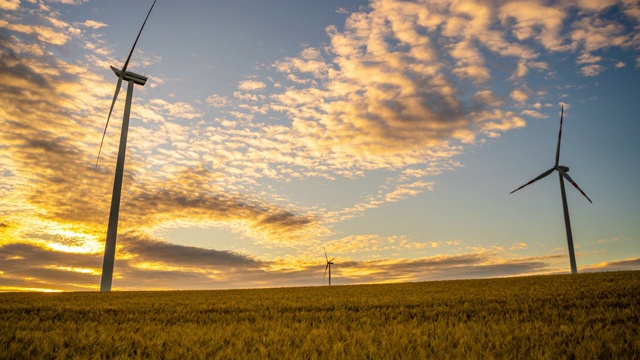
[1,0,639,292]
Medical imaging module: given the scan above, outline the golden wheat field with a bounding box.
[1,270,639,359]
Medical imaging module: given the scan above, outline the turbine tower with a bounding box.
[98,0,157,292]
[323,248,335,286]
[510,106,592,274]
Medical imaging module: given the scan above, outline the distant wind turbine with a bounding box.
[510,106,592,274]
[323,248,335,286]
[99,0,157,292]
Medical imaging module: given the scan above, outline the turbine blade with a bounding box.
[558,168,593,203]
[121,0,157,75]
[555,106,563,167]
[324,247,328,262]
[510,167,556,194]
[96,77,123,167]
[323,263,329,281]
[329,258,335,263]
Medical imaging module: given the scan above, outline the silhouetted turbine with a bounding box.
[99,0,157,292]
[323,248,335,286]
[510,106,592,274]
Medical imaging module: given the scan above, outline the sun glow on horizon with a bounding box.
[0,287,63,293]
[45,265,101,275]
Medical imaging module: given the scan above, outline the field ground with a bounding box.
[1,271,639,359]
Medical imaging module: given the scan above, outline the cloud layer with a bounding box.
[1,0,638,290]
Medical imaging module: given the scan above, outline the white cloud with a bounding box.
[0,0,20,11]
[150,99,203,120]
[499,1,569,51]
[571,17,630,53]
[509,242,528,250]
[0,20,70,45]
[384,181,434,203]
[238,80,266,91]
[521,109,548,119]
[580,64,605,76]
[577,53,602,64]
[82,20,107,29]
[206,94,230,107]
[511,89,529,103]
[473,90,504,107]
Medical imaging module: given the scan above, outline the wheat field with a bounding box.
[1,270,638,359]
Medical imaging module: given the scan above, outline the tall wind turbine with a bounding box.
[510,106,592,274]
[323,248,335,286]
[98,0,157,292]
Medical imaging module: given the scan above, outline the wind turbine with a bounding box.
[98,0,157,292]
[323,248,335,286]
[510,106,592,274]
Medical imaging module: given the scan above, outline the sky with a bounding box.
[1,0,639,292]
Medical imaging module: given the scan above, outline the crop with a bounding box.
[1,270,638,359]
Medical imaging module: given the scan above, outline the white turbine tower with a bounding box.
[510,106,592,274]
[98,0,157,292]
[323,248,335,286]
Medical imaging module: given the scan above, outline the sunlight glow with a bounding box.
[45,265,101,275]
[46,241,102,254]
[14,218,104,254]
[133,262,214,274]
[0,286,63,292]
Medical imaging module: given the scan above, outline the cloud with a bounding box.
[570,17,630,53]
[581,258,640,272]
[577,53,603,64]
[580,64,605,76]
[384,181,434,202]
[82,20,107,29]
[0,239,582,291]
[510,89,529,103]
[473,90,504,107]
[328,254,556,284]
[206,94,230,107]
[596,236,622,244]
[0,240,266,291]
[110,168,324,244]
[499,1,569,51]
[151,99,203,120]
[0,20,71,46]
[238,80,266,91]
[521,109,548,119]
[0,0,19,11]
[266,0,639,168]
[509,242,528,250]
[121,234,264,269]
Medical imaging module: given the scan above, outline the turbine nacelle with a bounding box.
[558,165,569,172]
[110,66,147,86]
